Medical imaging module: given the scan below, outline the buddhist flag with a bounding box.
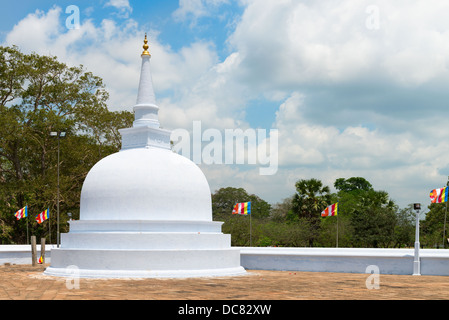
[232,202,251,215]
[14,206,28,220]
[36,208,49,224]
[430,187,449,204]
[321,203,338,217]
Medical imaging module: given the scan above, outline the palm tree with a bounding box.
[292,179,331,218]
[291,178,331,246]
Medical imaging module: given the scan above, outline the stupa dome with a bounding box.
[80,147,212,221]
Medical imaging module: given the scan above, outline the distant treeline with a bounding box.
[212,179,448,248]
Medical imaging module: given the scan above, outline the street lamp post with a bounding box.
[50,131,66,247]
[413,203,421,276]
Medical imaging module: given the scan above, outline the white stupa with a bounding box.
[44,35,246,278]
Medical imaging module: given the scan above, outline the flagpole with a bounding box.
[26,216,29,245]
[444,200,448,248]
[336,215,338,248]
[232,202,252,246]
[250,213,252,247]
[443,177,449,249]
[49,214,51,244]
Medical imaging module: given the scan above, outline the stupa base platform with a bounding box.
[44,248,245,278]
[44,220,246,279]
[44,265,246,279]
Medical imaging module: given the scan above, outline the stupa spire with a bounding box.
[118,34,171,151]
[142,33,150,56]
[134,34,158,128]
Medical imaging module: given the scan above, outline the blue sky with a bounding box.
[2,0,449,211]
[0,1,240,57]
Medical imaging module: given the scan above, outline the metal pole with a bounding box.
[26,216,29,245]
[57,134,60,248]
[49,214,51,244]
[249,213,252,247]
[444,201,448,248]
[443,176,449,248]
[413,203,421,276]
[336,215,339,248]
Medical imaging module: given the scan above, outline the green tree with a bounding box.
[211,187,270,219]
[422,202,448,248]
[291,178,331,246]
[269,195,294,222]
[256,219,314,247]
[291,178,331,219]
[0,45,133,243]
[335,178,398,247]
[391,204,415,247]
[318,213,352,247]
[334,177,373,193]
[211,187,271,246]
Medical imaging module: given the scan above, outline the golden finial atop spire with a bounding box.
[142,33,150,56]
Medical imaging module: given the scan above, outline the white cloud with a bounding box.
[173,0,229,24]
[5,7,63,54]
[106,0,131,9]
[4,9,144,111]
[227,0,449,90]
[105,0,132,18]
[3,5,244,131]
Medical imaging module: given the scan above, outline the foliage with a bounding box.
[290,178,331,246]
[422,202,449,248]
[212,187,271,219]
[0,45,133,243]
[334,177,373,193]
[269,195,294,222]
[393,205,415,248]
[291,178,331,220]
[212,177,421,248]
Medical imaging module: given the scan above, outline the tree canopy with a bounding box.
[212,187,271,219]
[211,177,422,248]
[0,45,133,243]
[334,177,373,193]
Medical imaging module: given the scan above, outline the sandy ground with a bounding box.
[1,263,449,301]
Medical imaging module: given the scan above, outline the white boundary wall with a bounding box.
[0,245,57,265]
[239,247,449,276]
[2,246,449,276]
